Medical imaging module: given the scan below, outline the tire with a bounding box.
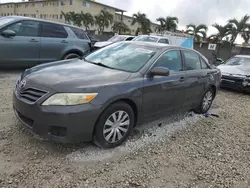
[195,87,214,114]
[63,53,80,60]
[93,102,135,148]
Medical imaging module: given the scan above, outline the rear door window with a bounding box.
[41,22,68,38]
[200,57,209,69]
[70,27,89,40]
[183,51,202,70]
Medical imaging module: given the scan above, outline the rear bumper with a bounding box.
[13,91,102,143]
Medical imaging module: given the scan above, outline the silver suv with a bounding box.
[0,16,91,67]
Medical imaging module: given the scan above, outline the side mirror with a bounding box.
[1,30,16,37]
[214,58,224,66]
[150,67,170,76]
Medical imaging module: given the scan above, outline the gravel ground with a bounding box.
[0,70,250,188]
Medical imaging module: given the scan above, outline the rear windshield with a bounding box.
[0,17,15,27]
[108,35,126,42]
[225,57,250,66]
[133,36,158,42]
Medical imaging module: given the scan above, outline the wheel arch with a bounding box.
[93,98,139,137]
[62,49,86,59]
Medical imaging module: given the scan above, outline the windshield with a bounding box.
[108,35,126,42]
[85,42,157,72]
[133,36,158,42]
[0,17,15,27]
[224,57,250,66]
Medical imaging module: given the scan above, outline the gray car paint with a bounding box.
[13,42,220,143]
[0,16,91,67]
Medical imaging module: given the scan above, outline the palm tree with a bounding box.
[209,23,231,42]
[228,14,250,44]
[241,27,250,45]
[132,12,152,35]
[80,11,94,31]
[61,11,71,24]
[69,11,82,27]
[112,21,130,34]
[208,23,232,57]
[185,24,208,41]
[156,16,178,32]
[94,10,113,34]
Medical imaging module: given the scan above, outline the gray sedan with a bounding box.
[13,41,221,148]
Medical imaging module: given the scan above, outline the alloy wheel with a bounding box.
[202,91,213,111]
[103,110,130,143]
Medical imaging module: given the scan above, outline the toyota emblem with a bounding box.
[19,80,26,88]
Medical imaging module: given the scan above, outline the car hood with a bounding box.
[217,64,250,76]
[94,41,113,48]
[23,59,132,92]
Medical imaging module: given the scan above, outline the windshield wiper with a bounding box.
[83,58,114,69]
[91,62,115,69]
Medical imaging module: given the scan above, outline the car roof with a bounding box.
[3,16,84,30]
[122,41,183,49]
[115,35,135,38]
[135,35,169,39]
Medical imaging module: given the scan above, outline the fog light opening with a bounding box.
[49,126,67,137]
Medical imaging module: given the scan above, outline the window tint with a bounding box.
[153,50,182,72]
[4,20,39,37]
[183,51,201,70]
[200,57,209,69]
[158,38,169,44]
[70,27,88,40]
[41,22,68,38]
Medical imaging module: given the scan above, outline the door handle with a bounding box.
[29,39,39,42]
[179,77,185,82]
[61,40,68,43]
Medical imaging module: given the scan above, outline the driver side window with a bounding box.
[3,20,39,37]
[153,50,183,72]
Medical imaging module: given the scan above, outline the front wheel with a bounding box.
[93,102,135,148]
[195,88,214,114]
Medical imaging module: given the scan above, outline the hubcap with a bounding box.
[103,111,130,143]
[202,91,213,111]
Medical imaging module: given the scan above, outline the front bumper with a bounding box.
[220,75,250,92]
[13,90,102,143]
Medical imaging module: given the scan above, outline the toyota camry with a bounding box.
[13,41,221,148]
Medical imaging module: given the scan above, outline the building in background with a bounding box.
[0,0,159,35]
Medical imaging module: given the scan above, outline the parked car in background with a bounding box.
[133,32,194,49]
[0,16,91,67]
[13,41,221,148]
[93,34,135,49]
[218,55,250,92]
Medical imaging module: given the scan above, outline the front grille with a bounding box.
[16,87,47,103]
[221,75,244,81]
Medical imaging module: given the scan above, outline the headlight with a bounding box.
[42,93,98,106]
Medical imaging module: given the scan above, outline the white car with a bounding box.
[217,55,250,92]
[94,35,135,49]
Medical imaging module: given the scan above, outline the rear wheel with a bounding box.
[195,88,214,114]
[93,102,134,148]
[63,53,80,60]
